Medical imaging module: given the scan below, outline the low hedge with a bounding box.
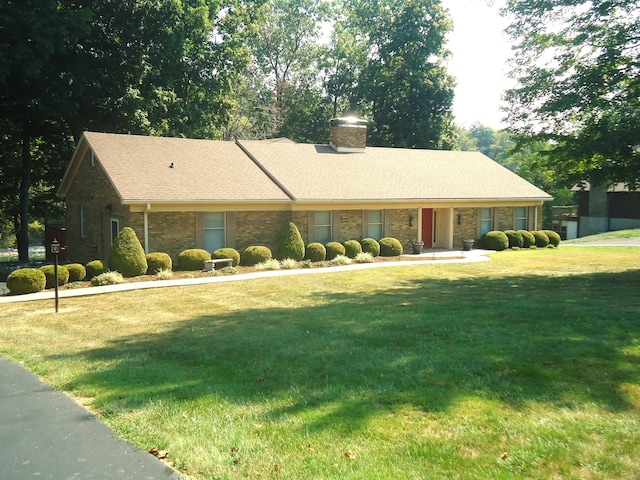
[65,263,87,282]
[542,230,562,247]
[343,240,362,259]
[504,230,524,248]
[212,248,240,267]
[241,246,272,266]
[361,238,380,257]
[177,249,211,271]
[325,242,345,260]
[7,268,46,295]
[518,230,536,248]
[305,243,326,262]
[532,230,550,248]
[146,252,173,274]
[86,260,106,279]
[379,237,403,256]
[481,231,509,251]
[39,265,70,288]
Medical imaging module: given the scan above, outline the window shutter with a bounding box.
[226,212,236,248]
[361,211,368,238]
[332,210,340,241]
[195,212,204,249]
[383,210,392,237]
[308,212,315,241]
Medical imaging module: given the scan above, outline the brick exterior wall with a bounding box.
[140,212,196,260]
[329,122,367,150]
[234,211,291,254]
[452,207,477,249]
[389,209,419,252]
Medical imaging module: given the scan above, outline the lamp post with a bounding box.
[51,238,60,313]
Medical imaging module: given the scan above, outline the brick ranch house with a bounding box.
[57,118,552,264]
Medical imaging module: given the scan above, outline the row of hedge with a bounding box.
[480,229,562,251]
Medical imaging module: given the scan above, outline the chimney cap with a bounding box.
[330,117,368,127]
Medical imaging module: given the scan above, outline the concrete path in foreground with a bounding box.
[0,356,181,479]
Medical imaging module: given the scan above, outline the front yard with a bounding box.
[1,247,639,479]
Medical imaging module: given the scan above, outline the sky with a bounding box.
[441,0,513,129]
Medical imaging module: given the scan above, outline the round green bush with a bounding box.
[305,243,326,262]
[277,222,305,261]
[481,231,509,251]
[241,246,272,266]
[379,237,403,256]
[39,265,70,289]
[109,227,148,278]
[504,230,524,248]
[65,263,87,282]
[177,249,211,271]
[7,268,46,295]
[212,248,240,267]
[542,230,561,247]
[518,230,536,248]
[85,260,106,279]
[532,230,550,248]
[343,240,362,259]
[361,238,380,257]
[146,252,172,274]
[325,241,346,260]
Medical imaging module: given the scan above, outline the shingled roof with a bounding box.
[58,132,551,204]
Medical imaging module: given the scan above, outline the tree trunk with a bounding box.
[17,110,31,262]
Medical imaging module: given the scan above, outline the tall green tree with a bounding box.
[334,0,456,148]
[503,0,640,188]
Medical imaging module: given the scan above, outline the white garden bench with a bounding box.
[203,258,233,271]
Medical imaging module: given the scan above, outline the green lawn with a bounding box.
[1,247,640,479]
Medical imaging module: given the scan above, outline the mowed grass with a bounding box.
[1,247,640,479]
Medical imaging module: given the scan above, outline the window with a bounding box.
[204,213,225,252]
[366,210,383,239]
[313,211,332,244]
[479,208,493,235]
[110,218,120,245]
[80,205,87,237]
[515,207,527,230]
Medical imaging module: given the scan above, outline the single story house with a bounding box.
[57,118,552,264]
[574,182,640,237]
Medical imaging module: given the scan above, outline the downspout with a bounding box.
[534,205,538,230]
[144,203,150,254]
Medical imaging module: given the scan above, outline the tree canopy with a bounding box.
[502,0,640,188]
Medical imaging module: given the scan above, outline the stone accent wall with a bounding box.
[64,150,130,264]
[234,211,291,253]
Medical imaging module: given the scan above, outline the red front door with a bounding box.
[421,208,433,248]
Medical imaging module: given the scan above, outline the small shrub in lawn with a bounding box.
[354,252,374,263]
[109,227,147,277]
[6,268,46,295]
[156,268,173,280]
[481,231,509,251]
[91,271,124,286]
[39,265,70,288]
[146,252,172,274]
[518,230,536,248]
[277,222,305,261]
[343,240,362,258]
[379,237,403,256]
[280,258,298,269]
[86,260,106,279]
[300,259,313,268]
[255,258,280,270]
[65,263,86,282]
[305,243,326,262]
[504,230,524,248]
[241,246,272,266]
[543,230,562,247]
[220,266,237,275]
[177,249,211,271]
[361,238,380,257]
[532,230,550,248]
[212,247,240,267]
[325,241,345,260]
[330,254,352,266]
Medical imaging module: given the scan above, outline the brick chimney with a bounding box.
[329,117,367,153]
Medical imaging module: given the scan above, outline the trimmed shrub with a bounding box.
[532,230,550,248]
[325,241,345,260]
[379,237,403,256]
[109,227,147,278]
[177,249,211,271]
[241,246,272,266]
[91,271,124,286]
[65,263,86,282]
[39,265,70,288]
[518,230,536,248]
[146,252,172,274]
[86,260,106,279]
[278,222,305,261]
[212,248,240,267]
[481,231,509,251]
[504,230,524,248]
[543,230,562,247]
[343,240,362,259]
[361,238,380,257]
[305,243,326,262]
[7,268,46,295]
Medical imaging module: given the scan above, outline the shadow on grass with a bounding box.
[48,269,640,434]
